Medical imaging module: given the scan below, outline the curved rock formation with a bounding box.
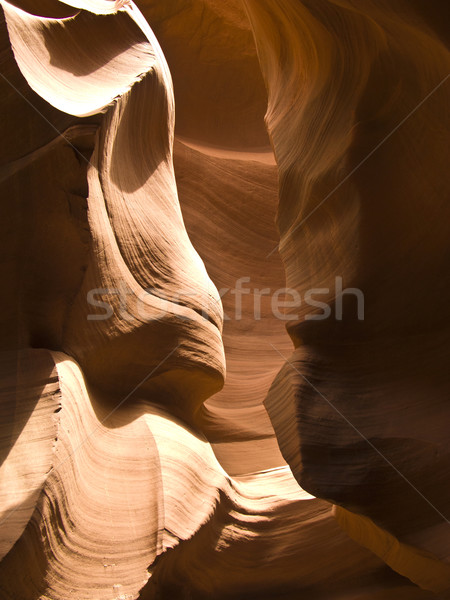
[244,0,450,594]
[0,0,448,598]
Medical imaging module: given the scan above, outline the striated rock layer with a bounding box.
[0,0,448,598]
[244,0,450,595]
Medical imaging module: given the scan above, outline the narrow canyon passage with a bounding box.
[147,0,294,475]
[0,1,449,599]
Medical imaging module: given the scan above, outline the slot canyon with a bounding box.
[0,1,449,598]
